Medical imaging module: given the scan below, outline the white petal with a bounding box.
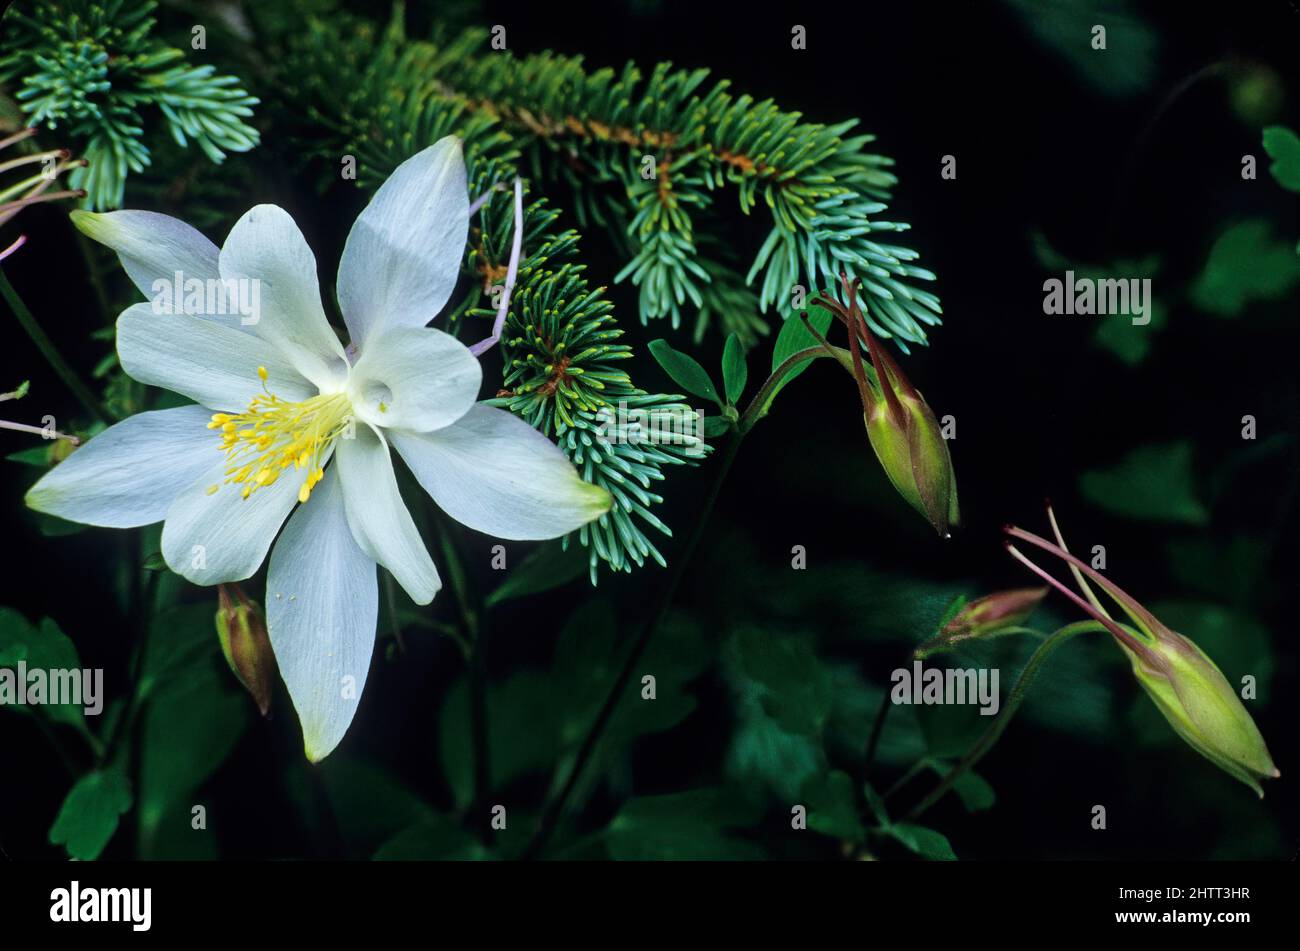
[25,406,216,528]
[71,210,254,331]
[336,137,468,348]
[160,454,309,585]
[344,326,481,433]
[219,204,349,391]
[390,404,612,540]
[336,425,440,604]
[117,303,315,412]
[266,467,377,763]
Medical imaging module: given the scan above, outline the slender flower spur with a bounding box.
[26,136,611,760]
[0,128,85,226]
[814,275,958,536]
[0,127,86,259]
[1004,505,1279,796]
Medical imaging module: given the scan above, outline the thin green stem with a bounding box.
[0,266,109,423]
[737,344,845,433]
[520,428,746,860]
[433,521,490,828]
[903,620,1109,822]
[99,555,160,768]
[883,758,929,801]
[381,572,406,654]
[469,613,490,824]
[32,713,78,778]
[862,686,892,783]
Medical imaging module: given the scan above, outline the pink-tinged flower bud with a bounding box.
[215,584,275,717]
[814,277,959,536]
[914,587,1047,659]
[944,587,1047,638]
[1004,507,1279,796]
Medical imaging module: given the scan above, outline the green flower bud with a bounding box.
[1005,511,1279,797]
[216,583,275,717]
[815,277,959,536]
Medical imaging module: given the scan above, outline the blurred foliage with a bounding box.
[1190,219,1300,318]
[1078,442,1208,525]
[1002,0,1158,97]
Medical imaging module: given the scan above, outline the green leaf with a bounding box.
[0,609,88,731]
[318,757,437,857]
[484,540,588,608]
[768,306,833,402]
[862,782,889,826]
[5,446,50,467]
[1030,238,1165,364]
[137,604,217,700]
[732,627,833,735]
[1079,442,1209,525]
[35,512,87,537]
[49,770,133,860]
[702,415,731,437]
[551,601,710,758]
[440,670,563,810]
[1189,219,1300,317]
[1004,0,1156,97]
[927,761,996,812]
[373,816,491,861]
[886,822,957,861]
[721,332,748,404]
[604,787,764,860]
[138,662,249,846]
[801,770,865,841]
[1263,126,1300,192]
[725,685,825,801]
[648,339,720,405]
[915,703,989,760]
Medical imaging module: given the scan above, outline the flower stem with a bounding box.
[862,686,892,783]
[0,265,109,424]
[737,344,842,433]
[520,428,746,860]
[433,518,490,830]
[99,547,159,768]
[469,613,490,826]
[903,619,1108,821]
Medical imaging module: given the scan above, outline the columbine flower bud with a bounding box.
[914,587,1046,659]
[944,587,1047,638]
[814,276,959,536]
[1005,508,1279,796]
[215,583,275,717]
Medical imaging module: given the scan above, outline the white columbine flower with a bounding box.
[27,137,610,761]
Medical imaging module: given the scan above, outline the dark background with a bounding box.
[1,0,1297,860]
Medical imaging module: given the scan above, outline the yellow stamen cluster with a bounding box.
[208,367,351,504]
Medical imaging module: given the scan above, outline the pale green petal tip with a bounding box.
[24,483,51,514]
[24,472,63,517]
[303,725,337,764]
[583,480,614,520]
[68,208,107,241]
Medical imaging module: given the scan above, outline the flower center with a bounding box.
[207,367,352,503]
